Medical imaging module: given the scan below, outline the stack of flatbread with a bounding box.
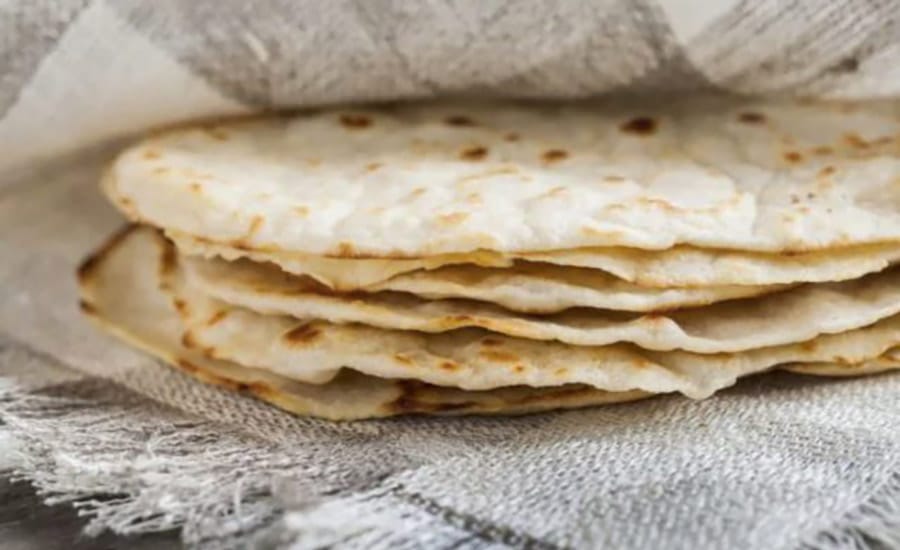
[78,99,900,420]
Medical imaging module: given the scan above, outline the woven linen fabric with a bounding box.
[1,1,899,548]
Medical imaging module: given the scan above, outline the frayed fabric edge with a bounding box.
[801,470,900,550]
[0,376,301,547]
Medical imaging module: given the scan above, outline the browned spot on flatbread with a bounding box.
[77,224,140,282]
[445,115,476,126]
[143,150,161,160]
[481,338,502,347]
[812,146,834,156]
[340,114,372,129]
[335,241,357,257]
[465,192,483,205]
[554,367,569,377]
[620,117,657,136]
[294,206,310,217]
[283,323,322,345]
[737,112,766,124]
[504,132,520,142]
[818,166,837,178]
[189,182,203,194]
[603,175,625,182]
[172,298,189,317]
[206,310,229,327]
[394,353,415,366]
[540,186,567,198]
[783,151,804,164]
[460,146,488,161]
[440,361,460,371]
[181,331,197,349]
[844,132,870,149]
[542,149,569,163]
[480,349,519,363]
[512,364,526,373]
[801,340,818,352]
[408,187,427,199]
[437,212,469,225]
[365,162,383,172]
[387,381,474,414]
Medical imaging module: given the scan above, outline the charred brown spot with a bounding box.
[387,381,473,414]
[206,310,229,327]
[603,175,626,182]
[189,182,202,193]
[783,151,803,163]
[542,149,569,163]
[737,112,766,124]
[844,133,870,149]
[479,349,519,363]
[409,187,427,199]
[437,212,469,225]
[620,117,657,136]
[336,241,356,257]
[481,338,502,347]
[173,299,188,316]
[160,243,178,276]
[143,150,161,160]
[512,364,526,373]
[541,186,567,198]
[790,195,801,205]
[444,115,476,127]
[818,166,837,177]
[78,299,97,315]
[339,114,372,129]
[504,132,520,142]
[283,323,322,345]
[440,361,460,371]
[812,146,833,156]
[554,367,569,377]
[801,340,818,352]
[294,206,310,217]
[394,353,414,366]
[365,162,383,172]
[181,331,197,349]
[460,146,488,161]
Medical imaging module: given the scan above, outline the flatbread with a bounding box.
[163,255,900,399]
[784,348,900,377]
[185,252,900,353]
[106,99,900,257]
[177,236,783,313]
[172,230,900,290]
[77,225,651,420]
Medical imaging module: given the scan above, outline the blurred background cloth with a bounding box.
[2,0,900,172]
[1,2,899,548]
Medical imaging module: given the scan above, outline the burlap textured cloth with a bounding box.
[1,2,899,548]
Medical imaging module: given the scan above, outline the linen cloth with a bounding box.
[1,2,899,548]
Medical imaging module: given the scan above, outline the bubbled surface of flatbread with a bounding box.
[107,99,900,257]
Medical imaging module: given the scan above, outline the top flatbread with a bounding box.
[106,99,900,257]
